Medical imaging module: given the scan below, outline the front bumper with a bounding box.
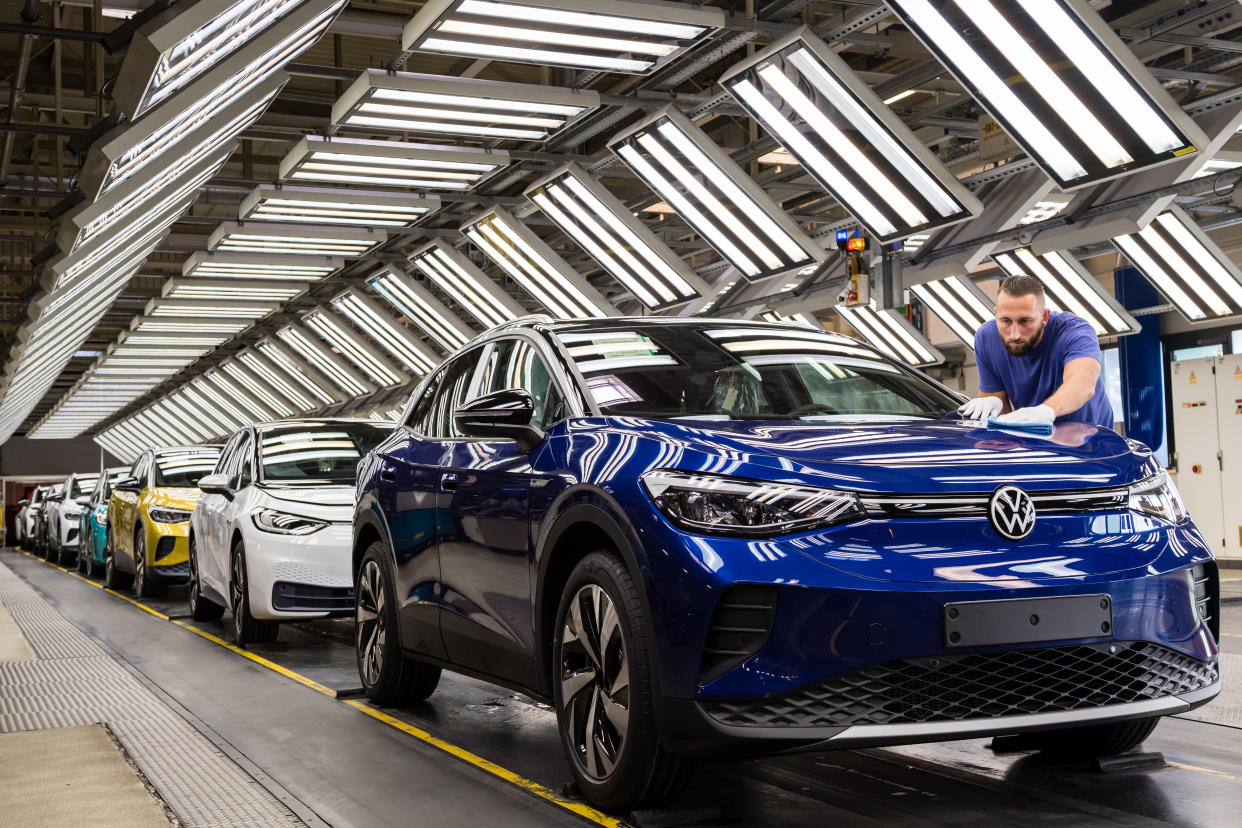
[245,522,354,621]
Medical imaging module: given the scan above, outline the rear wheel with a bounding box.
[103,526,132,591]
[132,528,164,598]
[230,542,278,646]
[1029,716,1161,757]
[355,542,440,705]
[188,537,224,622]
[553,551,692,811]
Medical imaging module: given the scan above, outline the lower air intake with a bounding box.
[703,641,1218,728]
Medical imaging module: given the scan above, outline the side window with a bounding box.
[405,369,445,436]
[131,455,151,487]
[214,433,243,476]
[478,338,566,430]
[226,433,253,489]
[430,348,483,438]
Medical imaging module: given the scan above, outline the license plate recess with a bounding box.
[943,594,1112,648]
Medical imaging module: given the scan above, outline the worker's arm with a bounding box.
[1041,357,1101,418]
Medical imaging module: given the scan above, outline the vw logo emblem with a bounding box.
[989,485,1036,541]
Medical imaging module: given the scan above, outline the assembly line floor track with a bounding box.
[4,546,1242,828]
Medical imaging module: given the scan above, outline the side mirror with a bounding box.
[454,388,545,450]
[198,473,234,500]
[75,495,91,507]
[113,477,141,493]
[17,499,27,507]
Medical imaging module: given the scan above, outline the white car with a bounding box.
[188,419,393,645]
[17,485,48,549]
[47,473,99,566]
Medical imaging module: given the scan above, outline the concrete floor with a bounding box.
[4,546,1241,827]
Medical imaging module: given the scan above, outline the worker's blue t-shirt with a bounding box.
[975,312,1113,427]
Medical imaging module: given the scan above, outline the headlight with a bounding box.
[641,470,865,537]
[63,510,81,520]
[148,507,192,523]
[252,508,328,536]
[1128,472,1187,523]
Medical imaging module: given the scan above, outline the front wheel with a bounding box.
[1028,716,1161,757]
[188,538,224,622]
[132,527,164,599]
[355,542,440,705]
[230,543,278,646]
[553,551,692,811]
[103,526,132,591]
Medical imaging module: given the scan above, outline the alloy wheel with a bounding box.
[559,584,630,781]
[188,543,202,614]
[134,532,147,595]
[356,559,386,687]
[230,552,245,640]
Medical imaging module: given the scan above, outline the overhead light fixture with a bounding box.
[182,383,246,432]
[114,0,345,118]
[1018,197,1073,225]
[220,360,297,417]
[208,221,386,257]
[333,69,599,141]
[130,315,251,336]
[883,89,918,105]
[461,207,618,318]
[886,0,1204,190]
[146,297,280,319]
[908,274,995,350]
[608,106,825,281]
[833,301,944,367]
[239,184,439,227]
[303,309,406,386]
[276,324,375,397]
[360,268,476,353]
[252,340,341,405]
[201,371,275,422]
[402,0,722,74]
[182,250,343,281]
[167,387,233,438]
[524,163,706,310]
[161,278,308,302]
[278,135,509,191]
[237,351,317,411]
[758,310,819,329]
[720,30,982,243]
[756,149,799,166]
[407,239,526,328]
[992,248,1140,336]
[337,285,451,369]
[1112,206,1242,322]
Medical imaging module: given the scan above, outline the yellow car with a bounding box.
[105,445,222,597]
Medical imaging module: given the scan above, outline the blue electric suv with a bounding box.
[353,316,1220,810]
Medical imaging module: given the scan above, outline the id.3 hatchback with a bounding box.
[353,317,1220,811]
[79,466,131,576]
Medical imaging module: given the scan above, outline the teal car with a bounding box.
[78,466,129,577]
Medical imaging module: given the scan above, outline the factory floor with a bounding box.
[3,545,1241,828]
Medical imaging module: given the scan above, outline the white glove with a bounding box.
[994,404,1055,425]
[957,396,1004,420]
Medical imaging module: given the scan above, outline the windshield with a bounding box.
[70,476,98,498]
[557,324,960,421]
[31,488,43,505]
[259,423,391,484]
[49,484,64,498]
[153,450,221,487]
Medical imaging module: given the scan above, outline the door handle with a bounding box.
[441,473,458,492]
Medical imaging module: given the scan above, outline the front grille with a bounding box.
[700,586,777,685]
[861,488,1127,519]
[154,536,177,562]
[703,641,1218,729]
[271,581,355,613]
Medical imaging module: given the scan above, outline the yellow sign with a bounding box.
[1234,366,1241,380]
[1189,372,1197,385]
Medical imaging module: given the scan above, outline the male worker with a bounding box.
[957,274,1114,428]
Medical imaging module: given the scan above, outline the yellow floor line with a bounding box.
[1167,761,1242,783]
[13,547,620,827]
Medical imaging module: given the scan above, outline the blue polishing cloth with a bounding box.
[986,416,1054,436]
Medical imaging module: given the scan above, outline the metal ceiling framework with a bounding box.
[0,0,1238,449]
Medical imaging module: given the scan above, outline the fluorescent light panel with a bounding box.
[461,207,617,318]
[758,310,819,329]
[254,339,340,404]
[237,351,316,411]
[720,31,981,243]
[908,275,995,350]
[131,316,250,335]
[1112,207,1242,322]
[278,135,509,191]
[221,361,297,417]
[608,106,825,281]
[240,184,438,227]
[209,221,385,256]
[992,248,1139,336]
[304,310,406,386]
[332,69,599,141]
[525,163,704,309]
[275,325,373,396]
[333,289,443,373]
[202,372,273,421]
[408,240,525,328]
[361,272,473,353]
[182,250,342,281]
[161,278,308,302]
[833,301,944,367]
[402,0,722,75]
[886,0,1203,190]
[146,297,279,319]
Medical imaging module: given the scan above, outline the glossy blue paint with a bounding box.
[355,318,1219,755]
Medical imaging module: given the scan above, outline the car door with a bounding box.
[383,348,483,661]
[438,335,565,687]
[197,432,243,595]
[114,455,149,568]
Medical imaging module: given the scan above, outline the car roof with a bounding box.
[249,417,388,430]
[152,445,221,457]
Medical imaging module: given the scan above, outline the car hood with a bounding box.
[259,484,355,508]
[613,417,1156,493]
[146,488,202,510]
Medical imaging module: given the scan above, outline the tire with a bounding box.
[230,542,278,646]
[104,525,133,591]
[188,537,224,623]
[76,544,88,574]
[132,527,165,599]
[58,540,76,568]
[1029,716,1161,758]
[553,551,692,811]
[355,541,440,705]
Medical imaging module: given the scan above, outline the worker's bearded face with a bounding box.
[995,291,1051,356]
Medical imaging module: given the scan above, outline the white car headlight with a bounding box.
[1128,472,1188,523]
[641,470,865,537]
[63,509,81,520]
[252,508,328,536]
[148,507,192,523]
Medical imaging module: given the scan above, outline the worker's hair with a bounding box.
[998,274,1046,299]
